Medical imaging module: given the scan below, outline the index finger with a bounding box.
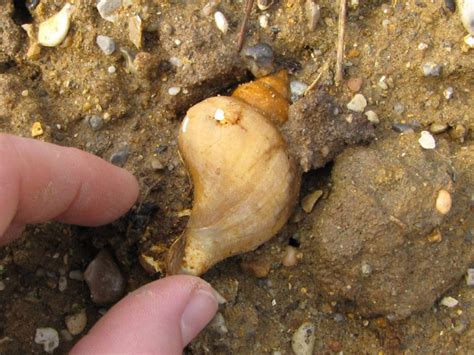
[0,134,139,244]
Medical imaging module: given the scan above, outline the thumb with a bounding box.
[70,275,218,355]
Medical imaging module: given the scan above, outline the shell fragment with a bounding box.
[38,3,75,47]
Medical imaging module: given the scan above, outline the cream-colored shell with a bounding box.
[38,3,74,47]
[167,96,299,275]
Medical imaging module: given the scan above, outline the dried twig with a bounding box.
[237,0,254,52]
[335,0,347,85]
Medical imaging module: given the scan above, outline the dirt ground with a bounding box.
[0,0,473,353]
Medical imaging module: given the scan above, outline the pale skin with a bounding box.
[0,134,218,354]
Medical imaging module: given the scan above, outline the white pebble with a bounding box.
[38,3,74,47]
[417,42,429,50]
[168,87,181,96]
[365,110,380,124]
[107,65,116,74]
[214,11,229,34]
[97,0,121,22]
[35,328,59,353]
[418,131,436,150]
[347,94,367,113]
[259,14,269,28]
[435,189,452,215]
[65,310,87,335]
[378,76,388,90]
[291,322,316,355]
[290,81,309,102]
[282,246,299,267]
[443,87,454,100]
[440,296,459,308]
[96,35,116,55]
[214,108,225,121]
[467,269,474,286]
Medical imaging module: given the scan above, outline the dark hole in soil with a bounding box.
[12,0,33,24]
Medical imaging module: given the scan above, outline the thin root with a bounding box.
[237,0,255,52]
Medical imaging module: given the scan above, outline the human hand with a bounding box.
[0,134,218,354]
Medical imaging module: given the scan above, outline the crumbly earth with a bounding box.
[0,0,473,354]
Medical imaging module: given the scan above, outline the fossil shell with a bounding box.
[231,70,290,125]
[38,3,74,47]
[167,72,299,276]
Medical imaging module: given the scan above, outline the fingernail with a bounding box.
[180,288,218,346]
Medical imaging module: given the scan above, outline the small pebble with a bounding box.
[21,90,29,97]
[392,123,413,133]
[282,246,300,267]
[450,124,467,143]
[443,87,454,100]
[31,121,44,137]
[87,115,104,131]
[301,190,323,213]
[347,94,367,113]
[440,296,458,308]
[365,110,379,124]
[97,0,121,22]
[290,81,309,102]
[58,276,67,292]
[214,11,229,34]
[241,43,274,78]
[240,258,271,278]
[110,145,130,167]
[35,328,59,353]
[96,35,116,55]
[466,269,474,286]
[418,42,429,50]
[168,87,181,96]
[65,310,87,335]
[209,312,228,335]
[422,62,442,77]
[38,3,74,47]
[291,322,316,355]
[378,76,388,90]
[361,263,372,276]
[84,250,126,305]
[429,123,448,134]
[418,131,436,149]
[69,270,84,281]
[347,77,363,92]
[259,14,269,28]
[435,189,452,215]
[108,65,116,74]
[150,157,165,171]
[305,0,321,31]
[0,281,5,291]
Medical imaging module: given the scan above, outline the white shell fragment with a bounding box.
[97,0,122,22]
[418,131,436,150]
[347,94,367,113]
[35,328,59,353]
[128,15,143,49]
[214,108,225,121]
[214,11,229,34]
[435,189,452,215]
[291,322,316,355]
[440,296,459,308]
[38,3,74,47]
[457,0,474,35]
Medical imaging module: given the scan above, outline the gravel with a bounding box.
[34,328,59,353]
[347,94,367,113]
[291,322,316,355]
[96,35,116,55]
